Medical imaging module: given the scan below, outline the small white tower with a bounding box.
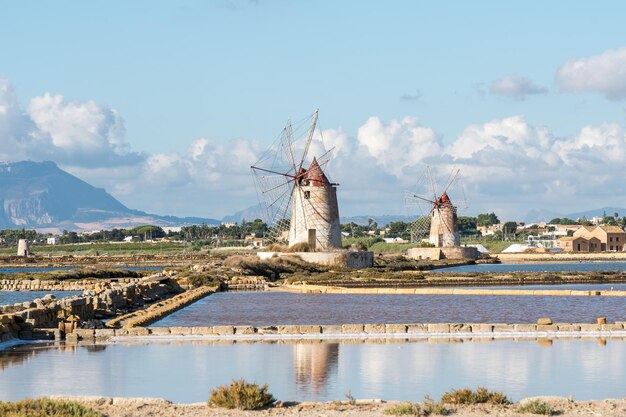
[289,158,342,250]
[17,239,30,256]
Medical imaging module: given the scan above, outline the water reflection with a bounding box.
[294,342,338,394]
[0,338,624,402]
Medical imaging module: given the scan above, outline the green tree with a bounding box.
[457,216,479,236]
[476,212,500,227]
[386,221,410,240]
[503,221,518,237]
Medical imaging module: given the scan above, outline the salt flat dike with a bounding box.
[45,396,626,417]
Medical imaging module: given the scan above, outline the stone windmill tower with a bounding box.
[406,167,464,247]
[428,191,460,247]
[252,110,342,251]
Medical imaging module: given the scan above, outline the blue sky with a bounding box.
[2,1,626,220]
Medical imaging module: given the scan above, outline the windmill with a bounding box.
[405,166,467,247]
[251,109,342,250]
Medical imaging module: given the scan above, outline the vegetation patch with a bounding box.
[440,387,510,405]
[0,269,146,282]
[0,398,103,417]
[208,379,275,410]
[224,254,326,278]
[384,402,421,415]
[383,397,449,416]
[517,400,555,415]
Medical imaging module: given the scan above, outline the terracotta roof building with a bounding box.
[558,225,626,252]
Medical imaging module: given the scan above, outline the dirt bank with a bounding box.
[498,252,626,263]
[66,396,626,417]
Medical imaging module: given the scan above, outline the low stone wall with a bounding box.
[258,251,374,268]
[278,284,626,297]
[0,278,142,292]
[0,275,178,342]
[105,285,217,329]
[66,320,626,342]
[407,246,479,261]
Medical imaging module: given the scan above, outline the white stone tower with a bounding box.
[288,157,342,250]
[429,192,460,247]
[17,239,30,256]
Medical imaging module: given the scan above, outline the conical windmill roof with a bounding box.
[303,157,330,187]
[434,192,454,208]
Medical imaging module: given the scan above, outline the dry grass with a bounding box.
[208,379,275,410]
[0,399,103,417]
[223,254,325,278]
[440,387,510,405]
[384,397,449,416]
[517,400,555,415]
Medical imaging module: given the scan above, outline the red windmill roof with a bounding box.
[434,192,454,208]
[303,157,330,187]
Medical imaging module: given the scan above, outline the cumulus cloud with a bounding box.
[352,114,626,217]
[0,79,141,167]
[357,116,441,177]
[489,75,547,99]
[557,47,626,100]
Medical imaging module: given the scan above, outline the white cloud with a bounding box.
[557,47,626,100]
[6,77,626,220]
[357,116,441,177]
[0,79,141,167]
[489,75,547,99]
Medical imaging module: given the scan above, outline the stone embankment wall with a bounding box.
[67,320,626,342]
[279,284,626,297]
[407,246,480,261]
[105,285,217,329]
[0,275,178,342]
[258,251,374,268]
[0,278,142,292]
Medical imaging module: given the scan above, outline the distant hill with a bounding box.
[0,161,219,232]
[221,203,266,224]
[523,207,626,224]
[564,207,626,220]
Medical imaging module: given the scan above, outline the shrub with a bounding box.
[423,395,450,415]
[208,379,275,410]
[289,242,312,252]
[344,390,356,405]
[384,402,421,415]
[440,387,510,405]
[0,398,103,417]
[517,400,555,415]
[384,397,450,416]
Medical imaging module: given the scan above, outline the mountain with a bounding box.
[523,209,561,224]
[221,203,266,224]
[565,207,626,220]
[0,161,219,232]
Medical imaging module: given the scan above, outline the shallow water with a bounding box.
[433,262,626,273]
[153,291,626,327]
[0,338,624,402]
[0,291,81,306]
